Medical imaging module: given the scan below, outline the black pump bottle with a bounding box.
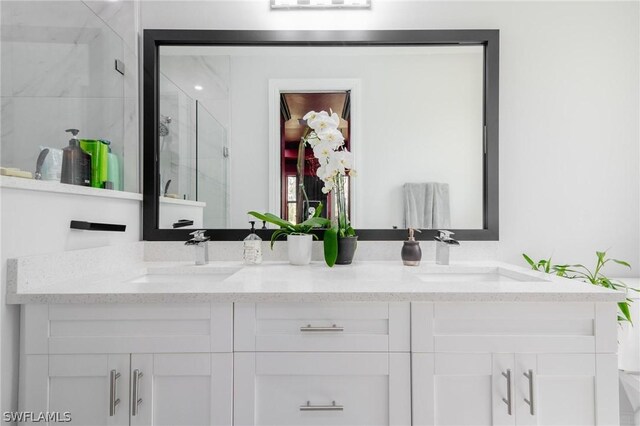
[401,228,422,266]
[60,129,91,186]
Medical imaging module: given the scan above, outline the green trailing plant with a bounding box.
[248,203,331,249]
[523,251,639,324]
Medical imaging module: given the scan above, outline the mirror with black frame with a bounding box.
[143,30,499,241]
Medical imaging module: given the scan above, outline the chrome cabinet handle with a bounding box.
[300,401,344,411]
[299,324,344,332]
[501,369,512,415]
[132,369,143,416]
[523,369,535,415]
[109,370,120,417]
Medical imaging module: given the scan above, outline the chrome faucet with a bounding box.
[185,230,210,265]
[434,230,459,265]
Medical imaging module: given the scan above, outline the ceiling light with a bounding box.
[270,0,371,9]
[194,85,203,91]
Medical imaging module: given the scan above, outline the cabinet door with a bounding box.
[19,354,130,426]
[412,353,515,426]
[515,353,618,426]
[234,352,411,426]
[130,353,232,426]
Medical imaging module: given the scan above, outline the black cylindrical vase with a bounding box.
[336,236,358,265]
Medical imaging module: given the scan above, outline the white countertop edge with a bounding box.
[0,176,143,201]
[6,291,625,304]
[7,260,627,304]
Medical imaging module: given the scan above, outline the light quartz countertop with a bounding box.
[6,255,626,304]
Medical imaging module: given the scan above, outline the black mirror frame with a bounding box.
[143,29,499,241]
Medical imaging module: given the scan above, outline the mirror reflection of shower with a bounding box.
[158,66,230,228]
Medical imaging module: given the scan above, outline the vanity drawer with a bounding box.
[411,302,611,353]
[22,303,233,354]
[234,352,411,426]
[234,302,410,352]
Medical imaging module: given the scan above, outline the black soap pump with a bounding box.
[60,129,91,186]
[401,228,422,266]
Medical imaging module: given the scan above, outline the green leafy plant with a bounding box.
[523,251,638,324]
[248,203,331,249]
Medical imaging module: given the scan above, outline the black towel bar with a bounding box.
[172,219,194,229]
[70,220,126,232]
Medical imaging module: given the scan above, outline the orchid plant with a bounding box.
[301,110,356,266]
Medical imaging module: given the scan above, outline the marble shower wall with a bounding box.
[0,0,139,192]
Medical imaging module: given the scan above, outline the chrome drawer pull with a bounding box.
[132,369,143,416]
[299,324,344,332]
[523,369,535,416]
[501,369,512,415]
[109,370,120,417]
[300,401,344,411]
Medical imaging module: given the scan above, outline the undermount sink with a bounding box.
[413,267,548,283]
[126,266,241,285]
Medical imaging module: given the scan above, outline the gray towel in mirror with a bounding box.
[403,182,451,229]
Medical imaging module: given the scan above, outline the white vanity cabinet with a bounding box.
[233,302,412,426]
[411,302,620,426]
[19,299,620,426]
[18,303,234,426]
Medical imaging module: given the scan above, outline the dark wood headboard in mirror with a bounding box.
[143,30,499,241]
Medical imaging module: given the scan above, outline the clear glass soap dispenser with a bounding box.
[243,221,263,265]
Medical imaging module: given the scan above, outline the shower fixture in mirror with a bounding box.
[144,30,499,241]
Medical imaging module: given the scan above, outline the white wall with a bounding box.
[141,0,640,276]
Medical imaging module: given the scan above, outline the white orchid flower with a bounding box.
[313,141,334,160]
[309,113,338,133]
[304,111,328,131]
[317,128,345,147]
[329,149,354,174]
[317,163,338,181]
[316,164,327,180]
[321,180,336,194]
[305,134,321,148]
[302,110,319,122]
[330,112,340,127]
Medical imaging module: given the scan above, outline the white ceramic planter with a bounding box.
[287,234,313,265]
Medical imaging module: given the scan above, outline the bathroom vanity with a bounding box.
[9,252,623,426]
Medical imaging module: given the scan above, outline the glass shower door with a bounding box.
[196,101,229,228]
